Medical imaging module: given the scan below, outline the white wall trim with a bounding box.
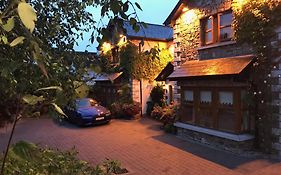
[174,122,255,142]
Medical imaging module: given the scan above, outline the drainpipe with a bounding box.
[140,79,143,117]
[139,40,144,117]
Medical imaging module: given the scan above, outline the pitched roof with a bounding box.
[168,55,254,80]
[94,72,123,82]
[123,21,173,41]
[164,0,189,25]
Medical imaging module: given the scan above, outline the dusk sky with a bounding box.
[74,0,179,52]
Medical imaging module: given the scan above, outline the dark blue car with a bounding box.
[64,98,111,126]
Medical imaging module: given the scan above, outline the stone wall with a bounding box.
[177,127,254,154]
[271,26,281,157]
[173,0,235,64]
[169,0,281,158]
[198,42,253,60]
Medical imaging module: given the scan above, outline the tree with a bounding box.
[0,0,142,173]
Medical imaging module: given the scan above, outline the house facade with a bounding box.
[99,21,174,113]
[123,22,174,113]
[164,0,281,156]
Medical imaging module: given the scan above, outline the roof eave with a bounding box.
[127,35,173,42]
[164,0,188,26]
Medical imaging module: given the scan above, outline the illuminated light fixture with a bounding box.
[102,42,112,53]
[117,35,127,47]
[183,9,197,24]
[182,7,188,12]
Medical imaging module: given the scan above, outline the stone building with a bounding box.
[163,0,281,157]
[122,22,174,113]
[99,21,174,113]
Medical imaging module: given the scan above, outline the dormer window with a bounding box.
[201,11,233,46]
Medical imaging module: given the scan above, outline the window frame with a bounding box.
[203,16,214,45]
[218,11,233,42]
[201,10,233,46]
[180,87,248,134]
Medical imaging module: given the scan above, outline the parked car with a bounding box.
[64,98,111,126]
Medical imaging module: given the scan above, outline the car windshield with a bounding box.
[76,99,97,108]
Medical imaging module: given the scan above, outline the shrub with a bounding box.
[110,101,141,119]
[0,141,126,175]
[160,104,179,125]
[150,85,165,107]
[103,159,128,174]
[151,103,179,134]
[122,102,141,118]
[151,105,163,120]
[110,102,123,118]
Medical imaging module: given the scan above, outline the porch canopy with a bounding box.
[155,62,174,81]
[168,55,254,80]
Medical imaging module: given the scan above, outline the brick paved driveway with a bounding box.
[1,118,280,175]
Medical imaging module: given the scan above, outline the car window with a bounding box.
[76,99,91,108]
[76,99,97,108]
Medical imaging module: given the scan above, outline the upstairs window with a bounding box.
[201,11,233,45]
[204,17,213,45]
[219,12,233,41]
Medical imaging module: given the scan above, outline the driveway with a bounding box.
[1,118,280,175]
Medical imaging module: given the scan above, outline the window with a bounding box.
[200,91,212,104]
[219,91,233,105]
[201,11,233,45]
[180,88,248,133]
[204,17,213,44]
[219,12,233,41]
[181,90,195,124]
[198,90,213,128]
[184,90,193,102]
[218,91,235,132]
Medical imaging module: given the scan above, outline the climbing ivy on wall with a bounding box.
[119,42,173,81]
[232,0,281,153]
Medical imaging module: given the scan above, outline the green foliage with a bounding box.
[151,104,179,122]
[151,104,163,120]
[150,84,165,107]
[119,43,173,81]
[0,141,125,175]
[117,84,133,104]
[0,0,142,125]
[160,104,179,124]
[151,103,179,134]
[18,2,37,33]
[111,101,141,119]
[232,0,281,153]
[119,42,139,79]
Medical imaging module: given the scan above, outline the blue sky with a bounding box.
[74,0,179,52]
